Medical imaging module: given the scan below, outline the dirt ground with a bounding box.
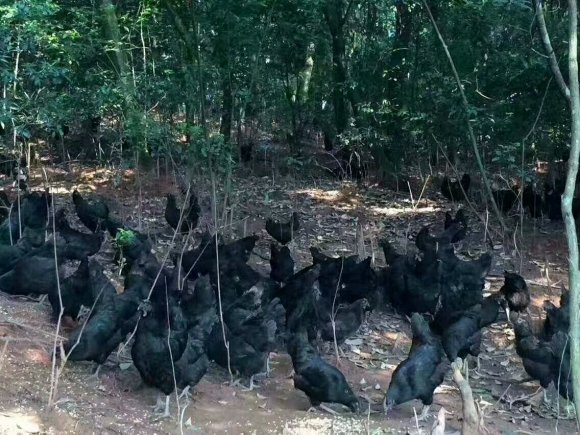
[0,160,579,434]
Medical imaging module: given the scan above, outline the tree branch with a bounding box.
[533,0,570,100]
[340,0,357,27]
[562,0,580,423]
[161,0,198,62]
[451,359,482,434]
[421,0,506,233]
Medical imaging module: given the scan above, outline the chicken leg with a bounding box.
[306,404,338,415]
[417,404,431,421]
[178,386,191,402]
[242,375,259,391]
[543,388,550,406]
[87,364,102,381]
[152,394,171,418]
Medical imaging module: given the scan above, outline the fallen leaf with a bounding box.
[345,338,363,346]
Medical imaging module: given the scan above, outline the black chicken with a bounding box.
[492,188,518,213]
[131,266,189,417]
[311,249,376,304]
[441,173,470,201]
[270,243,295,284]
[380,238,441,315]
[545,182,580,221]
[0,190,52,244]
[512,315,553,403]
[550,330,573,401]
[180,235,258,279]
[310,247,343,264]
[240,142,253,163]
[47,257,91,320]
[287,327,359,413]
[384,313,448,420]
[277,264,321,330]
[164,193,200,234]
[176,274,217,398]
[54,209,105,260]
[64,259,123,378]
[318,298,371,344]
[432,251,493,331]
[72,189,110,232]
[499,271,530,320]
[545,181,565,220]
[67,255,154,381]
[444,208,468,243]
[265,212,300,245]
[0,191,10,221]
[543,286,569,340]
[0,250,64,296]
[522,186,544,218]
[0,234,40,275]
[114,228,153,273]
[310,247,358,270]
[207,288,285,390]
[211,260,262,307]
[439,294,501,368]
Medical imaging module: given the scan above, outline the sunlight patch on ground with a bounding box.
[370,205,438,216]
[295,188,348,202]
[283,415,377,434]
[531,293,558,309]
[294,187,440,216]
[78,167,133,187]
[24,348,51,365]
[294,187,362,211]
[0,410,43,434]
[383,331,403,343]
[45,186,72,194]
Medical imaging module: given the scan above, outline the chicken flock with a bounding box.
[0,182,572,421]
[441,172,579,219]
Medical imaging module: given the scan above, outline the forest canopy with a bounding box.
[0,0,569,177]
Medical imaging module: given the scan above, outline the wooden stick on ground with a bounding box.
[451,358,484,434]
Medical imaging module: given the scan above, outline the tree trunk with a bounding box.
[100,0,134,113]
[297,43,315,109]
[324,0,356,135]
[387,1,413,148]
[163,1,207,138]
[387,1,412,105]
[331,31,348,134]
[563,0,580,419]
[533,0,571,100]
[220,75,233,143]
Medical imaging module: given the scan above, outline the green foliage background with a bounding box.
[0,0,570,176]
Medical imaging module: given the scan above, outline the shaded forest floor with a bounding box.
[0,160,578,434]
